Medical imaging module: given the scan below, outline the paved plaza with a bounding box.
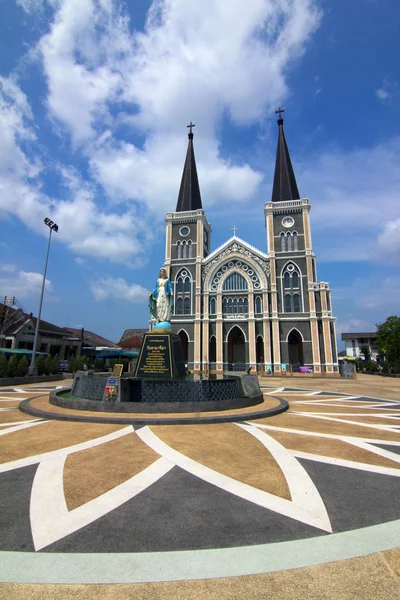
[0,374,400,599]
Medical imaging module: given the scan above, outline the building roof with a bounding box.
[271,112,300,203]
[118,329,148,344]
[341,332,377,340]
[203,235,269,264]
[175,126,202,212]
[119,335,143,348]
[0,303,66,336]
[63,328,118,348]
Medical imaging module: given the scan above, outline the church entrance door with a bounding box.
[288,330,303,367]
[179,330,189,363]
[227,326,246,366]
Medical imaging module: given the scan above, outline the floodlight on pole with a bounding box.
[28,218,59,376]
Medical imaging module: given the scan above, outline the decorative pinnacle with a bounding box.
[187,121,195,138]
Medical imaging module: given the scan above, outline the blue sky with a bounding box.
[0,0,399,347]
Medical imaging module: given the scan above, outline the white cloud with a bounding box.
[0,270,52,299]
[2,1,323,262]
[335,318,371,336]
[37,0,321,213]
[377,218,400,263]
[376,87,390,102]
[0,77,153,263]
[334,276,400,313]
[0,264,17,273]
[90,277,149,303]
[375,77,397,104]
[297,138,400,263]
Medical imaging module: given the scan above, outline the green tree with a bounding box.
[360,345,371,363]
[44,354,53,375]
[35,354,46,376]
[7,354,19,377]
[51,354,60,374]
[93,358,105,370]
[16,355,29,377]
[0,353,8,377]
[376,316,400,373]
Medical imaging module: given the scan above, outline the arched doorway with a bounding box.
[227,326,246,365]
[209,336,216,363]
[288,330,303,366]
[178,330,189,363]
[256,335,264,364]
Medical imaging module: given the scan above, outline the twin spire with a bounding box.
[175,109,300,212]
[271,107,300,202]
[175,121,203,212]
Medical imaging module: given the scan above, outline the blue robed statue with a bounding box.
[149,267,174,324]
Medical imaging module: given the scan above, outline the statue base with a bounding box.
[134,331,186,379]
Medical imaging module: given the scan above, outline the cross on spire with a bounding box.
[275,106,285,122]
[187,121,195,136]
[232,225,238,236]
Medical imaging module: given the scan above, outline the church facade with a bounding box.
[163,115,338,375]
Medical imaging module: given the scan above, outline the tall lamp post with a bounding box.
[28,218,59,376]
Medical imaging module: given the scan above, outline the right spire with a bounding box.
[271,107,300,202]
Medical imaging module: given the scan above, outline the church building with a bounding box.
[163,112,338,375]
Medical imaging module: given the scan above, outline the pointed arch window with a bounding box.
[209,297,216,315]
[182,241,187,258]
[280,232,286,252]
[293,294,300,312]
[177,298,183,315]
[184,297,191,314]
[285,294,292,312]
[184,278,191,293]
[177,277,183,293]
[283,272,291,289]
[177,241,182,259]
[293,231,298,251]
[282,264,302,313]
[254,295,262,314]
[286,232,292,252]
[188,240,192,258]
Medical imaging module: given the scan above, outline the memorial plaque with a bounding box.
[112,364,124,376]
[135,334,173,378]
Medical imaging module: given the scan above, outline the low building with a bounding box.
[118,335,143,353]
[0,303,117,359]
[341,332,379,360]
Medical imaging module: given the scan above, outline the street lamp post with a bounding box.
[28,218,59,376]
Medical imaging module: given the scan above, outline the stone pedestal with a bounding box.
[135,331,186,379]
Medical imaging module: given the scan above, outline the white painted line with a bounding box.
[0,398,26,402]
[0,419,42,427]
[0,426,134,473]
[264,387,285,394]
[30,455,174,551]
[0,408,18,412]
[290,450,400,477]
[2,519,400,583]
[137,426,332,532]
[290,412,400,433]
[248,422,400,446]
[0,420,49,437]
[237,423,332,531]
[346,439,400,466]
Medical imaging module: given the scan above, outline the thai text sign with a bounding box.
[135,335,172,378]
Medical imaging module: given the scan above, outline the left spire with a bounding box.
[175,122,203,212]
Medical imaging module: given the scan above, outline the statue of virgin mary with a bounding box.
[149,267,174,324]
